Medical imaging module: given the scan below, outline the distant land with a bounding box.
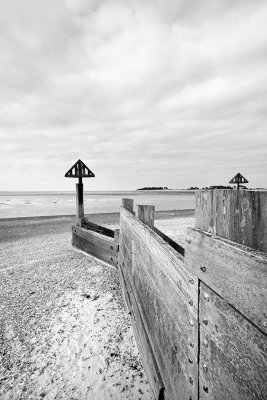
[136,185,267,191]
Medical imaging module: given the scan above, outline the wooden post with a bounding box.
[137,205,155,229]
[76,178,84,226]
[195,189,267,252]
[122,198,134,214]
[114,228,120,244]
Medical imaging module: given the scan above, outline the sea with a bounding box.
[0,191,195,219]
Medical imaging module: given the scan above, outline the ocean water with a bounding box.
[0,191,195,219]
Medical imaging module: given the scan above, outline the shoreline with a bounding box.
[0,208,195,222]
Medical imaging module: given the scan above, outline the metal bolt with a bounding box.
[189,377,193,385]
[189,300,193,306]
[203,318,208,325]
[189,397,193,400]
[203,384,209,393]
[189,279,194,284]
[189,319,194,326]
[111,245,113,250]
[262,320,267,327]
[200,266,206,273]
[203,292,210,301]
[203,339,208,348]
[203,363,208,372]
[188,358,193,364]
[189,341,194,348]
[186,237,191,244]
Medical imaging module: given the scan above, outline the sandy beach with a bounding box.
[0,211,194,400]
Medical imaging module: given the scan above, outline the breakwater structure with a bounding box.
[66,164,267,400]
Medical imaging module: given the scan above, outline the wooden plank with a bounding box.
[76,182,84,224]
[118,263,164,399]
[82,218,114,237]
[72,232,118,267]
[195,190,267,252]
[185,227,267,333]
[122,198,134,214]
[132,244,198,400]
[72,226,118,255]
[120,208,198,400]
[137,205,155,228]
[154,226,184,257]
[199,282,267,399]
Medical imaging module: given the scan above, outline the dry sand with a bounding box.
[0,212,194,400]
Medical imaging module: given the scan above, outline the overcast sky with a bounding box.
[0,0,266,191]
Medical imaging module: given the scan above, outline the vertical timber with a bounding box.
[76,180,84,226]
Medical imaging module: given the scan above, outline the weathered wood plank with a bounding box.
[185,227,267,333]
[82,218,115,237]
[137,205,155,228]
[195,190,267,252]
[199,282,267,399]
[76,182,84,225]
[72,226,118,255]
[118,263,164,399]
[154,226,184,257]
[72,232,118,267]
[120,208,198,400]
[122,198,134,214]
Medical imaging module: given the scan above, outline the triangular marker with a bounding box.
[64,159,95,178]
[229,173,248,184]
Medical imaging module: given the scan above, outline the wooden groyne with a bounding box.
[71,189,267,399]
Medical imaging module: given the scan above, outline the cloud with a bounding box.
[0,0,266,190]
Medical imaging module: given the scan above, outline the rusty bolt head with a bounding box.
[189,299,193,306]
[188,358,193,364]
[200,266,207,272]
[189,279,194,284]
[203,339,208,348]
[262,320,267,327]
[203,318,208,325]
[189,341,194,348]
[189,319,194,326]
[186,237,191,244]
[189,377,193,385]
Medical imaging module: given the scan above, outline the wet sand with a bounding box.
[0,211,194,399]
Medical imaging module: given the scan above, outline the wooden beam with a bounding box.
[185,227,267,334]
[118,262,164,398]
[137,205,155,229]
[120,207,198,400]
[72,226,118,255]
[122,198,134,214]
[72,231,118,267]
[76,182,84,226]
[195,189,267,252]
[199,282,267,399]
[82,218,115,238]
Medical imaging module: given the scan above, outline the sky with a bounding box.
[0,0,266,191]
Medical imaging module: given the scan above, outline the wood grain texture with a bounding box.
[122,198,134,214]
[185,228,267,333]
[72,230,118,267]
[72,226,118,255]
[120,208,198,400]
[199,282,267,400]
[118,262,164,399]
[137,205,155,228]
[153,227,184,257]
[81,218,115,237]
[76,183,84,224]
[195,190,267,252]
